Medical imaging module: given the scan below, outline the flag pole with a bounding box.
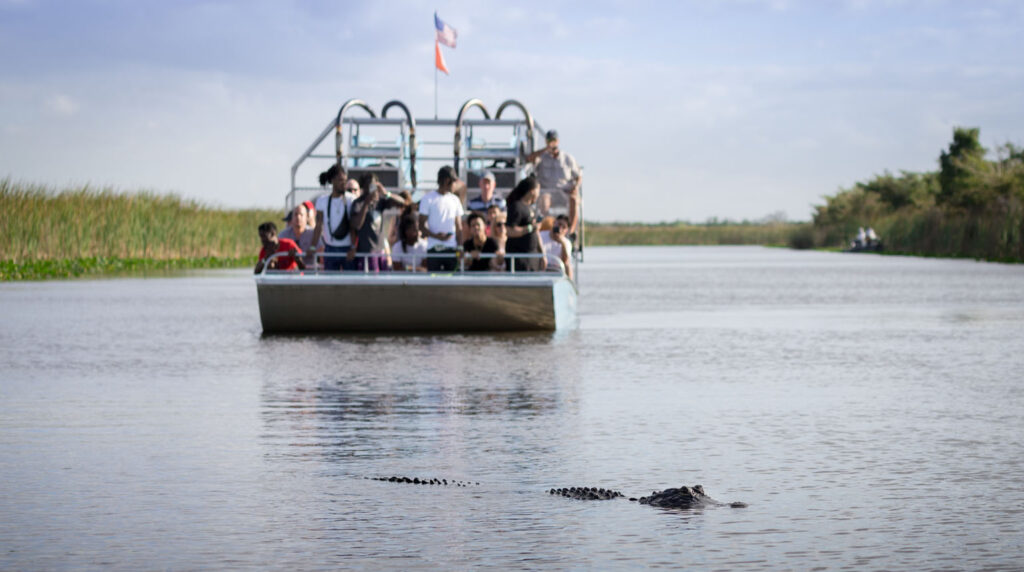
[434,65,438,119]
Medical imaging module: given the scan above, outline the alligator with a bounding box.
[365,476,479,487]
[368,476,746,509]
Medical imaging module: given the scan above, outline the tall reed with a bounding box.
[585,222,796,246]
[1,179,280,262]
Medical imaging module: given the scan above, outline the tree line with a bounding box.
[791,127,1024,262]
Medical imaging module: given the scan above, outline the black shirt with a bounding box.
[505,199,541,270]
[462,237,498,271]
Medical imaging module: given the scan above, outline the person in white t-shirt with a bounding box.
[541,214,573,281]
[311,165,358,271]
[418,165,466,271]
[392,214,428,271]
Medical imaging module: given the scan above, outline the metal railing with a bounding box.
[259,251,568,277]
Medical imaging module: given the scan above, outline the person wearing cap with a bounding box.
[278,204,318,268]
[526,129,581,233]
[467,170,506,214]
[418,165,466,272]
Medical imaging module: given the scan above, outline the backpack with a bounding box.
[328,194,351,240]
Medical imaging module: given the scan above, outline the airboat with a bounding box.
[255,98,582,333]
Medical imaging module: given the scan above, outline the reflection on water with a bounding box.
[2,248,1024,570]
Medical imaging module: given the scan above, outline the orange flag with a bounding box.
[435,40,449,75]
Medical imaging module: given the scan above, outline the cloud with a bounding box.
[45,94,79,116]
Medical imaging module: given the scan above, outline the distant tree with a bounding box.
[938,127,993,208]
[759,210,788,224]
[861,170,939,210]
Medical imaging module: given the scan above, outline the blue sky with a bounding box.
[2,0,1023,222]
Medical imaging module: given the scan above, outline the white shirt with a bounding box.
[421,190,465,249]
[541,230,571,270]
[315,192,355,247]
[393,237,428,269]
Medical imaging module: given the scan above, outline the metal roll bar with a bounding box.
[381,100,417,188]
[495,99,536,157]
[453,99,491,175]
[335,99,376,166]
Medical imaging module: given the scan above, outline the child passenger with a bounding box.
[254,221,305,274]
[461,212,500,271]
[392,214,428,271]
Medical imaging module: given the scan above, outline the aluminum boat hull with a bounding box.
[255,272,577,333]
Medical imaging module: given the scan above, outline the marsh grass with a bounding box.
[1,179,279,280]
[585,222,797,246]
[870,203,1024,262]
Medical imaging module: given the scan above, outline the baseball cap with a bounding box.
[545,129,559,142]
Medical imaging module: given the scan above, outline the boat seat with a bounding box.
[348,146,403,159]
[347,166,404,191]
[466,168,517,190]
[466,147,518,162]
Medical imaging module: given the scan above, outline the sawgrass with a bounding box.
[584,221,797,246]
[1,179,278,280]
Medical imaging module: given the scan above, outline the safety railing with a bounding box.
[259,251,566,277]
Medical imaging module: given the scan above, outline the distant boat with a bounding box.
[255,98,580,333]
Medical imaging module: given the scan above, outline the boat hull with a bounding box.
[255,273,577,333]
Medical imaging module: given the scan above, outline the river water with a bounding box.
[2,246,1023,570]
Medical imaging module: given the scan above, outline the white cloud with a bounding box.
[45,94,79,116]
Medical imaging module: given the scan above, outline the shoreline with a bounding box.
[0,256,257,281]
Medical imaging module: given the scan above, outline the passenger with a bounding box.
[467,171,506,214]
[504,175,545,272]
[301,200,321,266]
[461,212,500,271]
[350,173,409,272]
[302,200,317,229]
[485,203,502,231]
[853,227,867,250]
[489,211,508,271]
[866,227,879,247]
[392,214,428,272]
[526,129,581,233]
[541,214,573,281]
[278,205,317,267]
[312,165,357,271]
[418,165,466,271]
[254,221,305,274]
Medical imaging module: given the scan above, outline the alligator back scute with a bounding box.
[366,476,479,487]
[548,486,624,500]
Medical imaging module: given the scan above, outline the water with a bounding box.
[2,246,1023,570]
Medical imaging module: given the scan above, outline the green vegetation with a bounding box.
[585,220,797,246]
[794,127,1024,262]
[1,179,277,280]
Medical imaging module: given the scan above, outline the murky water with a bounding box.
[2,246,1023,570]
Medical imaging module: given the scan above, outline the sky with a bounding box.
[2,0,1023,222]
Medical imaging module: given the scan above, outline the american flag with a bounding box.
[435,12,457,48]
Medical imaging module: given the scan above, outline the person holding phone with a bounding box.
[525,129,581,233]
[349,173,409,272]
[418,165,466,272]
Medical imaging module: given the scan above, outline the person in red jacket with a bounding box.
[254,221,306,273]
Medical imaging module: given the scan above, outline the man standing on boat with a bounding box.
[526,130,581,234]
[419,166,466,272]
[312,165,357,271]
